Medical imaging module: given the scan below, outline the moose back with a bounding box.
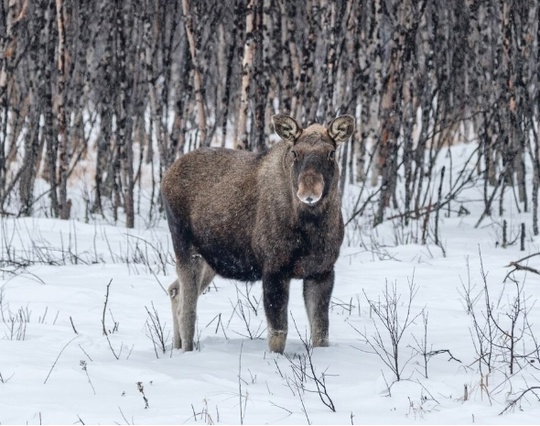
[161,114,355,353]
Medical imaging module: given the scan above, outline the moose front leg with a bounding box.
[303,270,334,347]
[262,274,290,354]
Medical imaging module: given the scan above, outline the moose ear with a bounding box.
[272,114,302,142]
[328,115,355,143]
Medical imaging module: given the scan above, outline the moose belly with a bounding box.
[197,244,262,282]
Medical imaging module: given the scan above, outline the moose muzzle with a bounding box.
[296,171,324,206]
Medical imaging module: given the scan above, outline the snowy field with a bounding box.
[1,144,540,424]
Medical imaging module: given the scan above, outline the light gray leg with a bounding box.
[303,270,334,347]
[177,261,198,351]
[170,255,215,351]
[168,279,181,349]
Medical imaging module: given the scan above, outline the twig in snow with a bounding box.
[102,279,113,336]
[117,406,132,425]
[500,386,540,415]
[144,302,168,357]
[238,341,245,425]
[78,344,93,362]
[80,360,96,395]
[505,252,540,281]
[44,335,79,384]
[70,316,78,334]
[137,381,149,409]
[0,370,14,383]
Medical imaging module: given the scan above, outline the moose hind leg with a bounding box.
[171,256,210,352]
[263,275,290,354]
[303,271,334,347]
[168,279,182,349]
[170,256,215,351]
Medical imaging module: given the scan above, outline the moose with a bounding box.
[161,113,355,353]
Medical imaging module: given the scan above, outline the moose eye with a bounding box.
[328,150,336,160]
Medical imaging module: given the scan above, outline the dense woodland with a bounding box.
[0,0,539,237]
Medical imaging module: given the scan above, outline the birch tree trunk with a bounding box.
[0,0,19,209]
[235,0,255,150]
[93,0,115,216]
[114,0,134,227]
[55,0,71,219]
[252,0,269,152]
[221,0,243,147]
[182,0,208,147]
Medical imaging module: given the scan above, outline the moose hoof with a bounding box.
[311,331,329,347]
[268,329,287,354]
[312,337,329,347]
[182,345,194,352]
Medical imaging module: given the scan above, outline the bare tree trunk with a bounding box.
[221,0,242,148]
[114,0,134,228]
[39,0,60,217]
[0,0,28,211]
[296,0,316,123]
[253,0,269,152]
[146,5,165,171]
[18,103,40,216]
[0,0,20,210]
[280,0,302,120]
[170,40,191,158]
[182,0,208,147]
[531,124,539,236]
[55,0,71,219]
[93,0,115,216]
[375,67,400,224]
[235,0,255,150]
[318,0,342,124]
[277,0,293,115]
[365,0,383,187]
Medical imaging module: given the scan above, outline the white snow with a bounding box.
[1,144,540,424]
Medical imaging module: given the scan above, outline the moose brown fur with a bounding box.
[161,114,355,353]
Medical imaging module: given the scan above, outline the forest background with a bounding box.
[0,0,539,236]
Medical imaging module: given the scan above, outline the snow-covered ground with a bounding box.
[1,145,540,424]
